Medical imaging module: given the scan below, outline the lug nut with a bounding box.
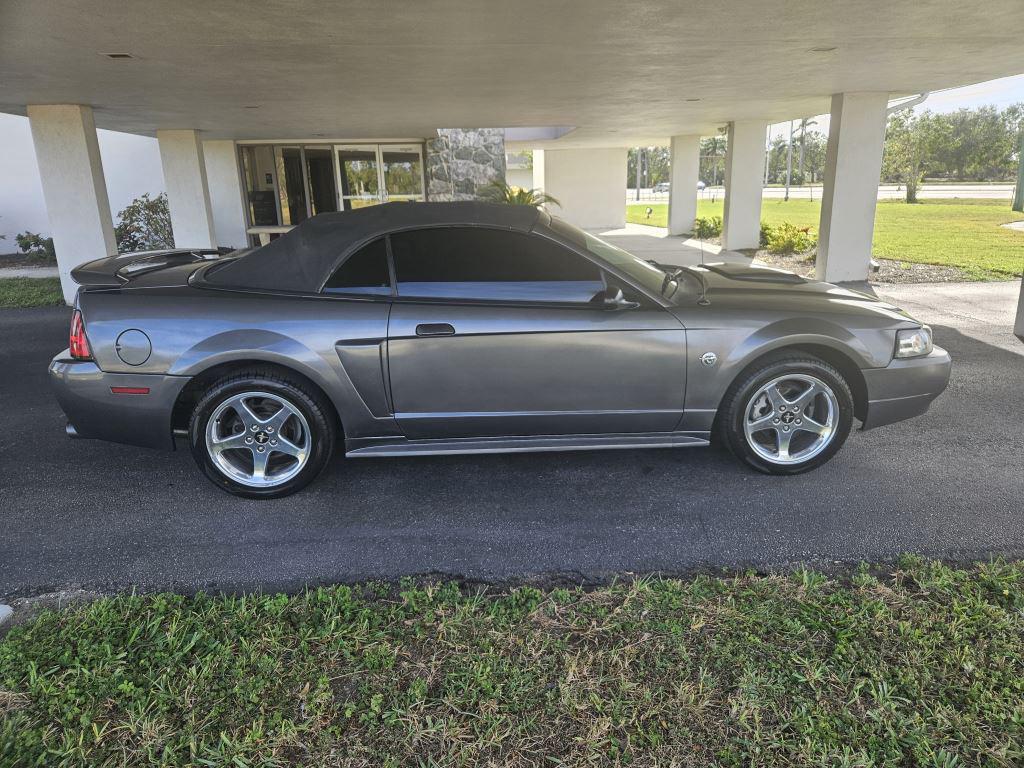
[250,424,258,431]
[245,437,253,444]
[796,419,802,425]
[257,446,265,453]
[270,439,278,446]
[773,418,780,424]
[783,426,790,432]
[266,426,274,433]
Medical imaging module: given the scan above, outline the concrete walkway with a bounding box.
[0,266,58,278]
[591,222,751,267]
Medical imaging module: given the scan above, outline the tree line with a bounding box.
[627,104,1023,196]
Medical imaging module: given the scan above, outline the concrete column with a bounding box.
[816,92,889,283]
[27,105,117,303]
[535,148,627,230]
[721,120,768,250]
[668,134,701,236]
[203,139,248,249]
[157,129,216,248]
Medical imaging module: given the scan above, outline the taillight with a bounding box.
[69,309,92,360]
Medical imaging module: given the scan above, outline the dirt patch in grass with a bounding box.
[3,558,1023,766]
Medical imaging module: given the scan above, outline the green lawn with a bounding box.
[3,559,1024,765]
[0,277,64,309]
[627,199,1024,278]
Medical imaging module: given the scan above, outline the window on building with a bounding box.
[322,238,392,295]
[390,228,604,303]
[240,145,279,227]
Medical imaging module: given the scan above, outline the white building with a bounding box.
[2,0,1023,336]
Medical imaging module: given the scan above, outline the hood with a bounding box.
[681,262,916,322]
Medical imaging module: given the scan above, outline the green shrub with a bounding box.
[692,215,722,239]
[14,232,56,264]
[764,222,817,254]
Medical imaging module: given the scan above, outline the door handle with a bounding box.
[415,323,456,337]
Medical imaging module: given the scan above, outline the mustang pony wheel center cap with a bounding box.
[254,431,270,444]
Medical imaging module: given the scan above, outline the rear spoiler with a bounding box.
[70,248,234,287]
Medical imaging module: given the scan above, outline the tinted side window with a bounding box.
[390,227,604,302]
[323,238,391,295]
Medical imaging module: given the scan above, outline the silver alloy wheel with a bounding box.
[205,390,312,488]
[742,373,839,465]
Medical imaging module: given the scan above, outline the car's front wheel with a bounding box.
[189,369,336,498]
[717,355,854,475]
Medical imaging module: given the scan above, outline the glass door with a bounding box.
[335,144,425,210]
[336,145,382,210]
[381,144,425,202]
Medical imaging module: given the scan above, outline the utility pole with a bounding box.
[784,119,794,202]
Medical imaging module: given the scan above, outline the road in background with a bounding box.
[628,183,1016,203]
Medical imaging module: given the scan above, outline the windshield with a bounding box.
[545,216,687,303]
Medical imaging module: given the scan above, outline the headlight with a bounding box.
[895,326,933,358]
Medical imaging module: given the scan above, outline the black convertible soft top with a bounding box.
[204,201,544,293]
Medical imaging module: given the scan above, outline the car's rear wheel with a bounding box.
[717,354,854,475]
[189,369,335,498]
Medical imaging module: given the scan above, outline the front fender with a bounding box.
[724,317,890,371]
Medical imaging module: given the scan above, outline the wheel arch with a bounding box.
[171,359,343,436]
[718,342,868,424]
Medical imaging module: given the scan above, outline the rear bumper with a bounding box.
[860,346,951,430]
[49,351,189,450]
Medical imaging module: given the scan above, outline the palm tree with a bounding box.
[480,180,560,208]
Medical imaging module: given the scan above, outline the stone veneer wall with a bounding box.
[425,128,506,201]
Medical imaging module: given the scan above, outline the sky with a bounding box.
[2,73,1023,244]
[766,72,1024,140]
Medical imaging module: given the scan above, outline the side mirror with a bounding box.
[599,287,639,310]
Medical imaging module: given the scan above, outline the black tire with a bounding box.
[716,354,854,475]
[189,367,336,498]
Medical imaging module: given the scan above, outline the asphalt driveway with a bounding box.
[2,283,1022,599]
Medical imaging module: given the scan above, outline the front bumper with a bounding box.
[860,346,952,430]
[49,351,189,450]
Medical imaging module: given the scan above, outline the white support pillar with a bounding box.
[27,105,117,303]
[202,139,248,249]
[721,120,768,250]
[816,92,889,284]
[157,129,216,248]
[667,134,701,236]
[533,147,627,230]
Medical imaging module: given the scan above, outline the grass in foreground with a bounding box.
[3,558,1024,766]
[627,199,1024,278]
[0,277,64,309]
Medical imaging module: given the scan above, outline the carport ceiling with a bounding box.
[2,0,1023,146]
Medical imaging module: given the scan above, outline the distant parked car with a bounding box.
[51,202,950,498]
[653,181,706,193]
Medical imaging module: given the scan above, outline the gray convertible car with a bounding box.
[50,202,951,498]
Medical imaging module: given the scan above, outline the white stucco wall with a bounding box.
[535,148,627,230]
[157,129,216,248]
[203,139,248,249]
[505,167,533,190]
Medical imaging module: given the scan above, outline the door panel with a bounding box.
[387,302,686,439]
